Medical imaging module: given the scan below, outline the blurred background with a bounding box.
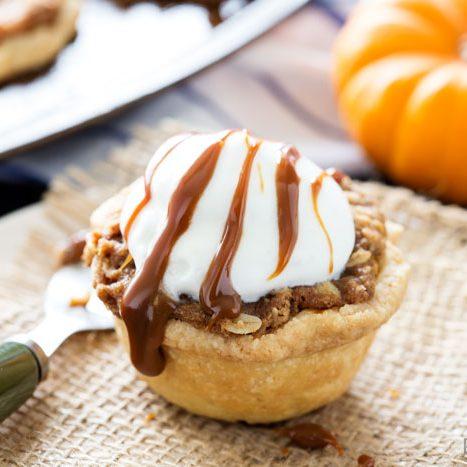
[1,0,466,215]
[0,0,362,215]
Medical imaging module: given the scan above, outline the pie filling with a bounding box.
[84,175,386,337]
[85,130,387,377]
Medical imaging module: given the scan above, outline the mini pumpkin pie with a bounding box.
[84,130,409,424]
[0,0,79,83]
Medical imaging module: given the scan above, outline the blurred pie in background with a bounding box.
[0,0,79,83]
[113,0,251,25]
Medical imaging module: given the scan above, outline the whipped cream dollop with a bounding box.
[120,130,355,304]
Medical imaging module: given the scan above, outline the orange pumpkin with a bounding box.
[333,0,467,204]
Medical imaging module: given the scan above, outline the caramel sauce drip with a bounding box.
[311,172,334,274]
[329,168,347,185]
[358,454,375,466]
[268,146,301,280]
[58,230,87,266]
[200,134,262,325]
[277,423,344,456]
[121,133,230,376]
[118,254,134,273]
[123,133,192,242]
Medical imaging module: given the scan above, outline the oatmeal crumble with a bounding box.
[84,177,386,336]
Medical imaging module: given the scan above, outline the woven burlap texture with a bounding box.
[0,122,466,466]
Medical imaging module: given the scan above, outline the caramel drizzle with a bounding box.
[277,423,344,456]
[123,133,193,242]
[328,168,347,185]
[311,172,334,274]
[58,230,87,266]
[121,132,231,376]
[200,134,262,326]
[358,454,375,467]
[268,146,301,280]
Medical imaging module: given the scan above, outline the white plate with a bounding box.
[0,0,308,157]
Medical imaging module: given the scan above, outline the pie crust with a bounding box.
[114,239,408,423]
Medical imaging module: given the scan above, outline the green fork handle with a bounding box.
[0,340,48,423]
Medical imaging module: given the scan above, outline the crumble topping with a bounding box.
[83,176,386,336]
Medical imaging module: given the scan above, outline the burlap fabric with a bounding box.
[0,122,466,466]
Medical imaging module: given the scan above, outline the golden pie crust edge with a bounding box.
[0,0,79,83]
[113,234,409,424]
